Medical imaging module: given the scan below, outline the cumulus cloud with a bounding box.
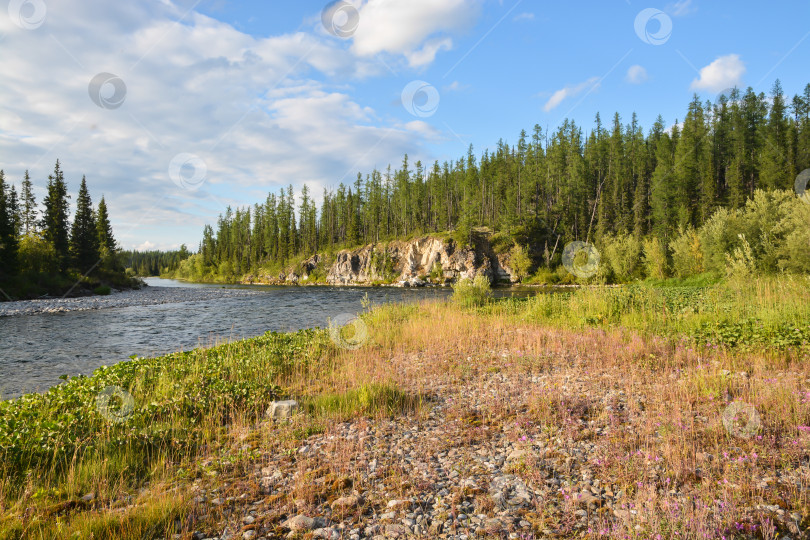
[690,54,746,92]
[351,0,482,67]
[0,0,432,250]
[626,65,648,84]
[543,77,600,112]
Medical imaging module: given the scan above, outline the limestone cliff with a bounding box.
[242,234,517,287]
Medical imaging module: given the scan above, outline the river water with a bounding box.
[0,278,535,399]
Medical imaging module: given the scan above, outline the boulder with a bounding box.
[266,400,298,419]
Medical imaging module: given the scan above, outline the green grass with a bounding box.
[302,383,421,419]
[452,275,492,308]
[487,275,810,351]
[0,329,330,516]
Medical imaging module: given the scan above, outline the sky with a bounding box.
[1,0,809,251]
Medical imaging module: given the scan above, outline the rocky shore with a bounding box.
[0,285,262,317]
[182,336,809,539]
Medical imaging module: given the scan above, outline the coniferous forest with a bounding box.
[0,160,132,299]
[172,81,810,283]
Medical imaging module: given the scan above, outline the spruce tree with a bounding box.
[96,196,117,254]
[70,176,100,272]
[20,170,37,235]
[42,160,71,271]
[760,80,791,190]
[0,170,19,276]
[8,184,20,237]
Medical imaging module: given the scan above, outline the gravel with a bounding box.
[0,285,263,317]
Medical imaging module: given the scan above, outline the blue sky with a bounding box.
[1,0,809,249]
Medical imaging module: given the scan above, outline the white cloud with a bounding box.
[136,241,157,251]
[402,120,443,141]
[543,77,600,112]
[0,0,434,250]
[690,54,746,93]
[513,12,534,22]
[669,0,696,16]
[626,65,648,84]
[444,81,469,92]
[351,0,482,67]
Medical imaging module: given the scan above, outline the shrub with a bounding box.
[452,275,492,308]
[429,260,444,283]
[642,237,668,279]
[724,233,756,280]
[669,227,704,278]
[509,244,531,282]
[17,233,58,274]
[93,285,112,295]
[601,233,642,282]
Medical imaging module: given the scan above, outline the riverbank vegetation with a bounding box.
[0,161,137,300]
[1,276,808,538]
[164,80,810,286]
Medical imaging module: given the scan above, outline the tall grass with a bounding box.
[502,276,810,350]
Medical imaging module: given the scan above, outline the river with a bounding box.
[0,278,535,399]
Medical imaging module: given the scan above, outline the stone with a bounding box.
[283,514,315,531]
[332,494,362,510]
[266,400,298,419]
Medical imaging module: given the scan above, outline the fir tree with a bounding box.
[96,196,117,254]
[0,170,19,276]
[42,160,71,271]
[70,176,100,272]
[20,170,37,235]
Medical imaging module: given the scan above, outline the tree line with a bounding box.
[119,247,191,277]
[178,80,810,282]
[0,160,121,294]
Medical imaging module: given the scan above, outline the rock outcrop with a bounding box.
[243,233,517,287]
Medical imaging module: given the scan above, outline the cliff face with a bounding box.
[243,235,517,287]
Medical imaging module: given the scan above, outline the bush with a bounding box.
[509,244,531,282]
[601,233,642,282]
[452,275,492,308]
[94,285,112,295]
[642,237,668,279]
[669,227,704,278]
[17,233,58,274]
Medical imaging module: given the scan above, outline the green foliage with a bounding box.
[724,234,756,280]
[94,285,111,295]
[642,236,668,279]
[669,227,704,278]
[513,277,810,351]
[69,177,99,273]
[509,244,531,282]
[452,275,492,308]
[0,328,329,492]
[370,245,396,281]
[429,260,444,282]
[601,233,642,282]
[303,383,418,419]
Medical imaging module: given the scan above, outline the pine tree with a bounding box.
[0,170,19,276]
[42,160,71,271]
[20,170,37,235]
[70,176,100,272]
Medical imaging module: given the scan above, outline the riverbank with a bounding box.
[1,278,808,539]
